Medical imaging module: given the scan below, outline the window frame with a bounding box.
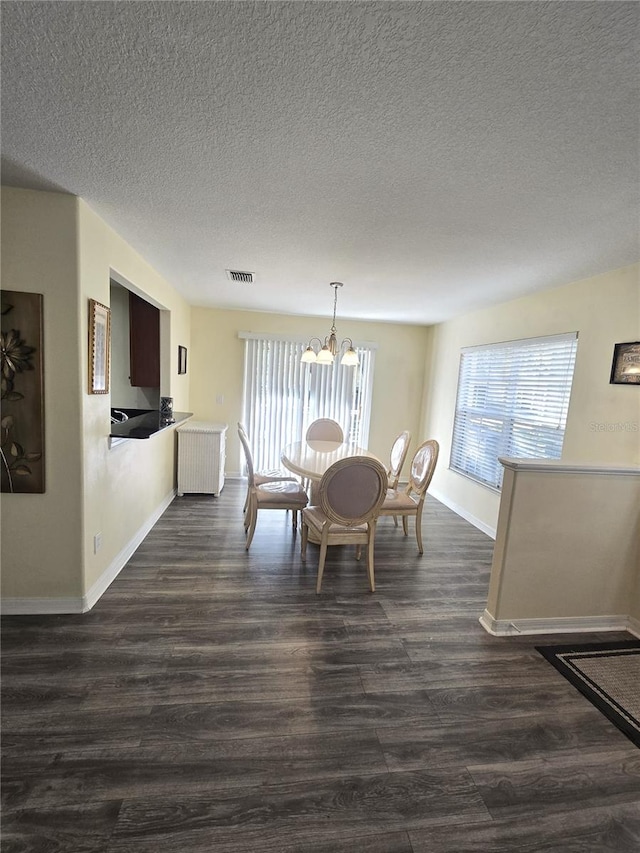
[449,332,579,491]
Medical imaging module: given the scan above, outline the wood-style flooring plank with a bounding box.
[105,769,491,852]
[1,801,122,853]
[138,688,441,743]
[409,802,640,853]
[467,750,640,818]
[376,708,636,769]
[259,830,414,853]
[2,730,389,810]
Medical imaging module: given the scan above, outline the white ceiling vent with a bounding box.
[226,269,255,284]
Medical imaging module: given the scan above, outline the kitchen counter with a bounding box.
[109,410,193,439]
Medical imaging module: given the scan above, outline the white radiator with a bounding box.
[177,421,227,496]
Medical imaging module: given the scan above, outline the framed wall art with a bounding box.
[178,345,188,375]
[1,290,45,493]
[609,341,640,385]
[89,299,111,394]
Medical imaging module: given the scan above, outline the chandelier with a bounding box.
[301,282,359,366]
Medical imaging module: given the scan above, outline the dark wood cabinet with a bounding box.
[129,292,160,387]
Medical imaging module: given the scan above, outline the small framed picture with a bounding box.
[89,299,111,394]
[609,341,640,385]
[178,345,188,375]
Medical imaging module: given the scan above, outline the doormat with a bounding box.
[536,640,640,748]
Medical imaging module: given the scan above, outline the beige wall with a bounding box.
[189,307,431,476]
[1,188,192,606]
[1,189,83,599]
[422,264,640,535]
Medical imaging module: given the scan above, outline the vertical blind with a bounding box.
[450,332,578,490]
[240,333,376,472]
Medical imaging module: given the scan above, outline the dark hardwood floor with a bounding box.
[2,481,639,852]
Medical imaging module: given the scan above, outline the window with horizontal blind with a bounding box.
[450,332,578,490]
[239,332,376,473]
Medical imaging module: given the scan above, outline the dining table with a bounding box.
[281,438,382,503]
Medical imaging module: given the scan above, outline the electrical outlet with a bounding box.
[94,533,103,554]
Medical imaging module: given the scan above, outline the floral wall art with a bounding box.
[1,291,45,493]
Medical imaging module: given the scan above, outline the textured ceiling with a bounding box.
[2,1,639,324]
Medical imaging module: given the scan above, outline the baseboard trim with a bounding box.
[479,609,635,637]
[429,489,497,539]
[1,489,176,616]
[0,596,86,615]
[627,615,640,639]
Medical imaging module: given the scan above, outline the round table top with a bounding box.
[281,439,381,481]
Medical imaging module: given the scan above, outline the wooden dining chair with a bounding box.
[305,418,344,442]
[386,429,411,527]
[301,456,388,593]
[379,439,439,554]
[237,423,298,512]
[238,428,308,550]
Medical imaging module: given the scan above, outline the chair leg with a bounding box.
[245,496,258,550]
[415,505,424,555]
[355,544,362,560]
[245,514,258,550]
[402,515,409,536]
[366,522,376,591]
[316,529,329,594]
[301,519,308,560]
[243,489,255,532]
[393,515,399,527]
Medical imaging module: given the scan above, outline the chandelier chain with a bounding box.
[331,283,339,333]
